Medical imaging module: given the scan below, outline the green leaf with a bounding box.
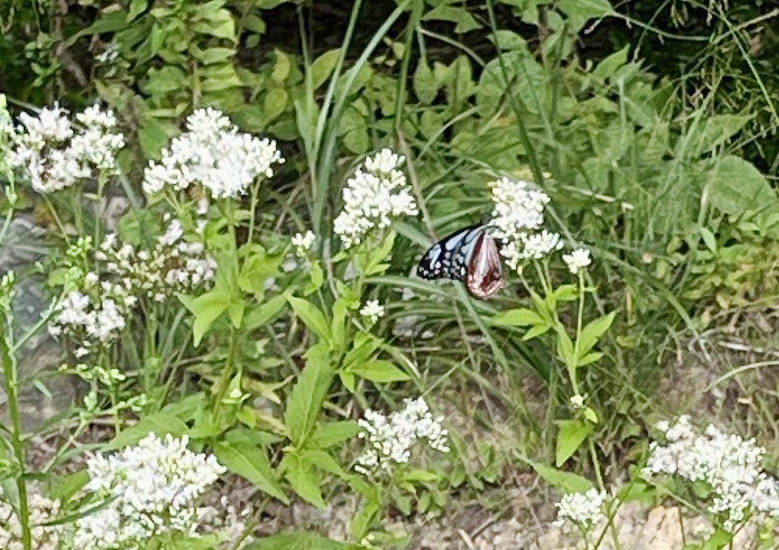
[287,296,331,345]
[556,330,576,368]
[491,308,544,327]
[214,442,289,504]
[192,9,237,41]
[522,324,551,340]
[413,61,438,104]
[708,155,775,215]
[264,88,288,120]
[50,470,89,501]
[245,532,365,550]
[103,413,188,451]
[488,30,527,51]
[592,45,628,80]
[310,48,341,89]
[689,115,750,157]
[700,529,733,550]
[282,453,326,508]
[348,360,409,383]
[576,311,616,359]
[523,458,594,493]
[180,290,230,346]
[284,343,333,446]
[127,0,147,21]
[700,227,717,253]
[243,294,289,331]
[422,6,481,33]
[308,421,361,449]
[557,0,614,19]
[555,419,591,466]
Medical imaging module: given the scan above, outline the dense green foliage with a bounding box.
[1,0,779,548]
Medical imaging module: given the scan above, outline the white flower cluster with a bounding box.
[49,285,135,358]
[96,218,217,302]
[359,299,385,323]
[355,397,449,476]
[291,230,315,258]
[0,486,61,550]
[563,247,592,274]
[555,488,608,527]
[142,108,284,198]
[71,433,226,550]
[333,149,418,248]
[489,177,563,270]
[643,416,779,530]
[6,104,124,193]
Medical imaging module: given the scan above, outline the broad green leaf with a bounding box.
[104,413,189,451]
[282,453,326,508]
[488,30,527,51]
[555,419,591,466]
[592,45,628,80]
[284,343,333,445]
[192,9,236,41]
[310,48,341,89]
[413,61,438,104]
[557,0,614,19]
[127,0,147,21]
[50,470,89,501]
[422,5,481,33]
[245,532,365,550]
[264,88,288,120]
[348,360,409,383]
[243,294,289,331]
[288,296,331,345]
[576,311,616,359]
[523,323,551,340]
[700,529,733,550]
[700,227,717,253]
[708,155,775,215]
[180,290,230,346]
[491,308,544,327]
[308,421,361,449]
[214,442,288,503]
[523,458,594,493]
[689,115,750,157]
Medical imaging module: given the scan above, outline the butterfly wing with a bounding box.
[417,224,484,281]
[466,232,505,298]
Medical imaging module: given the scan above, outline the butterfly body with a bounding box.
[417,224,505,299]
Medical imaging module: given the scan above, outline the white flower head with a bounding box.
[360,299,385,323]
[488,177,565,270]
[291,230,316,258]
[563,248,592,274]
[333,149,418,248]
[7,104,124,193]
[556,488,608,527]
[142,108,284,199]
[355,397,448,476]
[643,416,779,530]
[73,433,226,549]
[570,394,585,409]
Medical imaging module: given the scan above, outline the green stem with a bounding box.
[247,182,260,243]
[0,310,32,550]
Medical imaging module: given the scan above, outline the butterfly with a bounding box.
[417,224,505,299]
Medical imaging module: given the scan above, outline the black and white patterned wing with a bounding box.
[417,224,484,280]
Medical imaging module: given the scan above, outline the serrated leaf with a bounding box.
[708,155,775,215]
[214,442,288,503]
[413,61,438,104]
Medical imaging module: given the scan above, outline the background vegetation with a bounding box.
[1,0,779,548]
